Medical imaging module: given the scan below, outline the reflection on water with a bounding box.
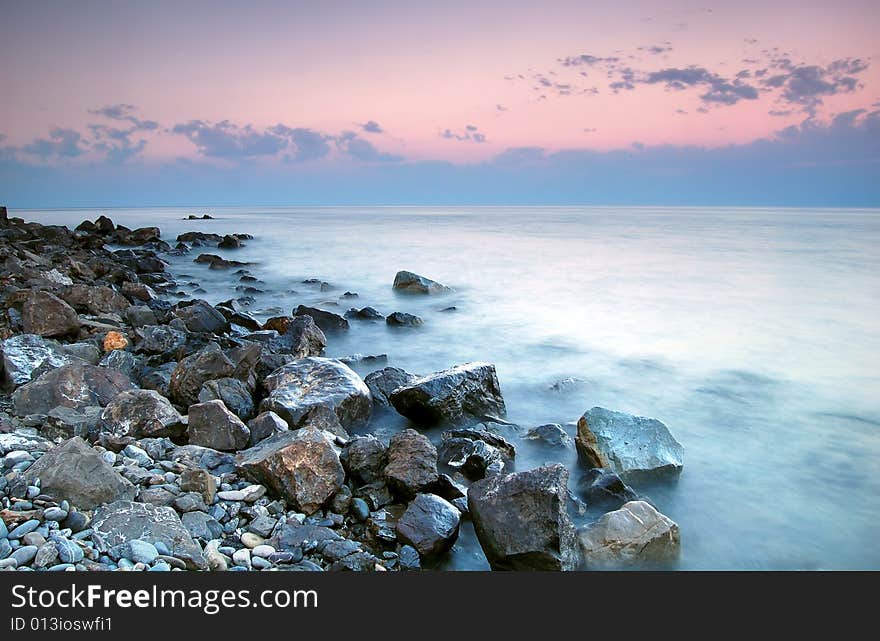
[20,205,880,570]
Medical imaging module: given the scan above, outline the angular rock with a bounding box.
[383,429,438,499]
[188,400,250,452]
[392,270,451,295]
[236,429,345,514]
[99,389,184,439]
[247,411,289,446]
[340,435,387,486]
[575,407,683,480]
[90,500,207,569]
[61,284,130,315]
[386,312,423,327]
[389,362,506,426]
[576,468,639,513]
[292,305,349,332]
[344,306,384,321]
[259,357,371,430]
[134,325,187,355]
[12,364,134,416]
[577,500,680,569]
[168,343,235,407]
[364,367,417,407]
[525,423,573,448]
[468,464,577,571]
[396,493,460,560]
[438,436,504,480]
[198,377,255,420]
[21,291,80,337]
[277,315,326,357]
[0,334,72,389]
[179,467,217,503]
[98,349,144,384]
[173,300,229,334]
[22,437,136,509]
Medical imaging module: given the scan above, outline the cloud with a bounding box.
[360,120,384,134]
[21,127,87,159]
[558,54,620,67]
[89,104,158,131]
[269,125,333,162]
[638,44,672,55]
[440,125,488,143]
[88,124,148,162]
[642,66,759,105]
[335,131,403,162]
[496,104,507,112]
[171,120,291,159]
[761,58,870,114]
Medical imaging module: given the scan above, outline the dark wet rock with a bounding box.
[256,315,327,357]
[168,343,235,407]
[386,312,423,327]
[46,405,103,439]
[525,423,573,448]
[383,429,439,500]
[194,254,248,270]
[99,389,185,439]
[344,306,384,321]
[173,491,209,513]
[173,300,229,334]
[60,284,130,315]
[396,493,461,560]
[60,342,102,365]
[140,362,177,397]
[21,291,80,337]
[392,270,451,295]
[134,325,187,355]
[188,400,251,452]
[181,511,223,540]
[576,468,639,512]
[98,349,145,384]
[468,464,577,571]
[259,357,371,430]
[577,500,680,569]
[22,437,136,509]
[364,367,417,407]
[355,482,395,511]
[438,436,504,480]
[91,500,207,569]
[432,473,467,501]
[177,231,222,243]
[12,364,134,416]
[389,362,506,426]
[218,234,243,249]
[340,435,387,486]
[443,425,516,460]
[292,305,349,332]
[198,377,255,420]
[237,429,344,514]
[121,281,157,303]
[215,304,261,332]
[575,407,683,481]
[247,411,289,446]
[0,334,72,389]
[124,305,157,328]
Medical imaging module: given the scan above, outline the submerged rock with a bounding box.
[292,305,349,332]
[575,407,683,480]
[23,437,136,509]
[99,389,185,439]
[392,270,451,295]
[524,423,573,448]
[259,357,371,430]
[389,362,506,426]
[12,364,134,416]
[468,464,577,571]
[344,306,384,321]
[386,312,423,327]
[577,500,680,569]
[396,493,461,560]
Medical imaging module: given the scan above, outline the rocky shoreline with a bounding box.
[0,209,683,572]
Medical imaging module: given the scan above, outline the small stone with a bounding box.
[232,548,251,568]
[42,507,68,522]
[251,556,271,570]
[128,540,160,565]
[61,511,89,533]
[179,468,217,504]
[56,539,84,564]
[8,519,40,539]
[252,544,276,558]
[240,484,266,502]
[217,490,246,502]
[350,498,370,522]
[240,532,263,549]
[22,532,46,547]
[11,545,39,566]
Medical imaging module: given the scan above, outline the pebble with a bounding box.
[350,498,370,522]
[63,511,89,533]
[268,549,303,564]
[11,545,38,566]
[252,544,276,558]
[0,518,7,538]
[22,532,45,547]
[123,444,153,466]
[4,451,33,467]
[157,554,187,570]
[240,485,266,502]
[205,542,228,572]
[42,507,68,522]
[33,543,58,568]
[56,539,84,564]
[8,519,40,539]
[232,548,251,568]
[117,558,135,569]
[148,561,171,572]
[101,451,117,465]
[251,556,271,570]
[0,539,11,559]
[48,563,74,571]
[0,558,18,569]
[128,540,159,565]
[240,532,263,549]
[26,486,40,499]
[154,541,171,556]
[217,490,246,502]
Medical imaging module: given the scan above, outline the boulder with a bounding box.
[292,305,349,332]
[90,500,207,570]
[383,429,438,499]
[525,423,573,448]
[259,357,371,430]
[98,349,144,384]
[177,231,223,244]
[187,400,250,452]
[438,436,505,480]
[99,389,184,439]
[198,377,255,420]
[0,334,72,389]
[340,435,387,486]
[60,284,130,315]
[577,500,680,569]
[21,291,80,337]
[218,234,242,249]
[386,312,423,327]
[396,493,461,560]
[280,315,326,357]
[134,325,187,355]
[22,437,136,509]
[575,407,683,480]
[392,270,451,294]
[364,367,417,407]
[168,343,235,407]
[12,364,134,416]
[247,411,289,446]
[468,464,577,571]
[389,362,506,426]
[236,428,344,514]
[344,306,384,321]
[576,468,639,513]
[173,300,229,334]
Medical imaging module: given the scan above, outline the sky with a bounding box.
[1,0,879,207]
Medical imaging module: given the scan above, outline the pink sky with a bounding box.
[1,0,879,164]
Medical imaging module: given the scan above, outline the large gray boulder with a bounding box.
[340,435,387,486]
[468,464,577,571]
[60,284,130,315]
[364,367,417,407]
[134,325,187,355]
[258,315,326,357]
[236,428,344,514]
[90,500,207,569]
[575,407,683,480]
[246,411,289,446]
[12,364,134,416]
[383,429,438,499]
[168,343,235,407]
[22,437,136,509]
[392,270,451,294]
[99,389,185,439]
[396,493,461,561]
[188,400,251,452]
[198,377,255,420]
[577,500,680,569]
[389,362,506,426]
[259,357,371,430]
[21,290,80,337]
[0,334,72,389]
[173,300,229,334]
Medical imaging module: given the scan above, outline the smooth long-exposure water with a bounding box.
[20,205,880,570]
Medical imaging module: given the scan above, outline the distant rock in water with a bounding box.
[386,312,423,327]
[524,423,573,448]
[392,270,451,295]
[218,234,243,249]
[577,500,680,569]
[293,305,350,332]
[344,306,384,321]
[575,406,683,481]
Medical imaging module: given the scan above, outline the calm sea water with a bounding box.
[18,206,880,570]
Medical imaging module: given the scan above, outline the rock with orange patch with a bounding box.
[103,331,129,352]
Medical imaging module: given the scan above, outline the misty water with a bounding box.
[21,205,880,570]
